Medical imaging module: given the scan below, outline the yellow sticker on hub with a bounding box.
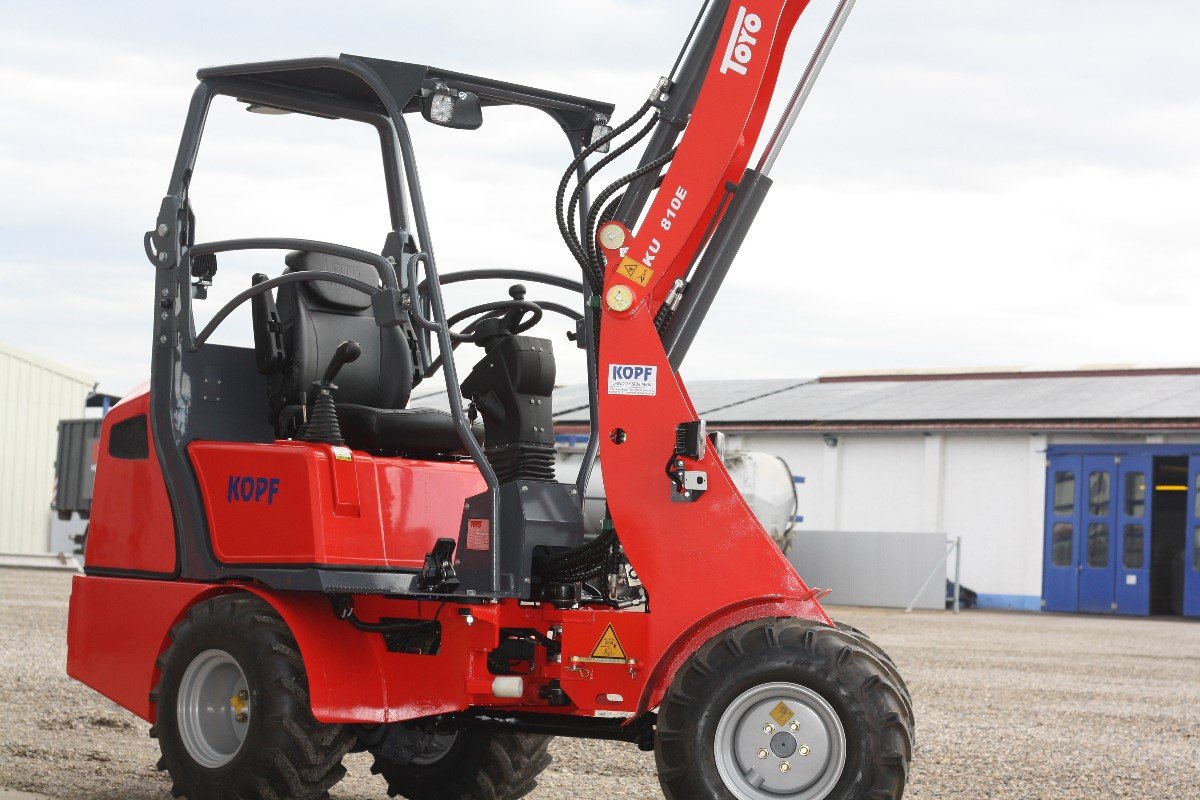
[617,257,654,287]
[769,701,795,726]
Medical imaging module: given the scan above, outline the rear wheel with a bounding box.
[151,594,354,800]
[655,617,912,800]
[369,730,552,800]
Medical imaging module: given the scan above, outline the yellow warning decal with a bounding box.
[590,624,628,660]
[616,257,654,287]
[769,701,795,726]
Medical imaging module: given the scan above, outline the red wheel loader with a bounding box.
[67,1,914,798]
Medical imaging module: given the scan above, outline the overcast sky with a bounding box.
[2,0,1198,396]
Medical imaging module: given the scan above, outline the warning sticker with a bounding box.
[769,702,795,726]
[590,624,628,661]
[466,518,490,551]
[616,256,654,287]
[331,445,353,462]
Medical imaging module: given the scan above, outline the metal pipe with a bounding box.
[756,0,858,176]
[905,538,955,613]
[953,536,963,613]
[575,161,602,502]
[663,169,773,368]
[406,253,503,595]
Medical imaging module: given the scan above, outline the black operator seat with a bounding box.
[255,250,480,459]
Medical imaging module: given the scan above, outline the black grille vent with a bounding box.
[108,415,149,460]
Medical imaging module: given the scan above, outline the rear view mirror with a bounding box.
[421,86,483,130]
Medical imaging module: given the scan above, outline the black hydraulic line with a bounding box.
[613,0,730,228]
[565,113,659,260]
[585,148,677,274]
[663,168,772,369]
[555,102,653,276]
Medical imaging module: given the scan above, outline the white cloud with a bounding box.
[1,0,1198,396]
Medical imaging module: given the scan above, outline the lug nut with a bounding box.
[780,762,791,773]
[790,722,799,732]
[799,745,810,757]
[763,724,774,734]
[757,748,768,759]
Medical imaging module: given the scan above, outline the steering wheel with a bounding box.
[446,286,543,344]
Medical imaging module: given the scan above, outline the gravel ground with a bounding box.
[2,567,1198,799]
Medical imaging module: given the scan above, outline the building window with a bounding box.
[1052,522,1074,567]
[1053,472,1075,516]
[1124,472,1146,518]
[1088,472,1111,517]
[1123,524,1144,570]
[1087,523,1109,568]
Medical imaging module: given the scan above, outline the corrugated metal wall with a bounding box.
[0,343,94,553]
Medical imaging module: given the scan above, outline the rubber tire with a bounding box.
[150,593,355,800]
[832,622,915,738]
[655,617,913,800]
[370,731,553,800]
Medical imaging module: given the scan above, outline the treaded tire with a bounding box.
[655,617,913,800]
[151,593,355,800]
[832,622,915,737]
[370,731,552,800]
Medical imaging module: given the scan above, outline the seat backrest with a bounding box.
[274,250,414,411]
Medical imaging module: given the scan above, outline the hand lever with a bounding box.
[499,284,528,332]
[318,340,362,390]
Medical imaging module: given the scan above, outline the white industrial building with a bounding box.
[0,342,95,554]
[548,368,1200,618]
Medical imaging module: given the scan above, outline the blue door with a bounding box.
[1043,455,1082,612]
[1184,458,1200,618]
[1114,455,1151,615]
[1078,455,1119,613]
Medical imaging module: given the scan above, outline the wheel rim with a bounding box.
[714,682,847,800]
[176,649,251,769]
[410,731,458,765]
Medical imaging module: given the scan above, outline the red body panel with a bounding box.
[190,441,484,567]
[84,387,176,574]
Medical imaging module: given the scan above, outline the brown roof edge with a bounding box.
[818,367,1200,384]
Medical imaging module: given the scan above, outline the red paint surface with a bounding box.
[84,387,177,574]
[190,442,483,567]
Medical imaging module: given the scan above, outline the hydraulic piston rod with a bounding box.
[757,0,858,176]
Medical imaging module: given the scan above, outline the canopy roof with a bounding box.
[198,54,615,135]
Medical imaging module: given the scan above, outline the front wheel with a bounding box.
[654,618,913,800]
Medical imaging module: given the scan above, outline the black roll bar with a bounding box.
[405,252,503,595]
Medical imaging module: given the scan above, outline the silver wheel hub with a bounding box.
[714,682,846,800]
[176,649,251,769]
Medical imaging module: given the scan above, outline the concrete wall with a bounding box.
[0,343,93,553]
